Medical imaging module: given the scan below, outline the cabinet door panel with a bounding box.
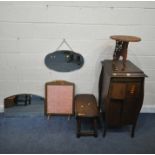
[110,83,126,100]
[127,82,140,97]
[122,98,138,124]
[106,100,122,126]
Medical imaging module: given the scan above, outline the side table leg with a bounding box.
[25,95,27,106]
[28,95,31,104]
[76,117,81,138]
[93,118,98,137]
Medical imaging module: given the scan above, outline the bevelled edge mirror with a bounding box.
[44,50,84,72]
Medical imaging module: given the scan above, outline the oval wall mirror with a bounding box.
[44,50,84,72]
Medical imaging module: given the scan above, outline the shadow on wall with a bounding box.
[91,41,113,99]
[4,94,44,108]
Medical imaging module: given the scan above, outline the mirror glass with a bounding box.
[45,50,84,72]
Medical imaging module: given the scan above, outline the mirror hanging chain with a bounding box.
[56,38,73,51]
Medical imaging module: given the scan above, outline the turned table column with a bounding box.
[110,35,141,71]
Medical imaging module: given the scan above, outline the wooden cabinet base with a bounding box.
[99,60,147,137]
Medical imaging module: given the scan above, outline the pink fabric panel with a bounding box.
[47,85,73,114]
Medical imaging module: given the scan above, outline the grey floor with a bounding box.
[0,98,155,153]
[0,113,155,154]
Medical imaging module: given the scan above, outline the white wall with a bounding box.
[0,1,155,112]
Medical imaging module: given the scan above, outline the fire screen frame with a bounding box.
[45,80,75,116]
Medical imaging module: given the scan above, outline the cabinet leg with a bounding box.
[97,115,102,129]
[131,123,136,138]
[103,122,107,137]
[93,118,98,137]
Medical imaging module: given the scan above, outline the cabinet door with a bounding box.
[122,82,141,124]
[106,99,122,126]
[126,82,140,97]
[107,81,142,126]
[107,82,126,126]
[110,83,126,100]
[122,98,138,124]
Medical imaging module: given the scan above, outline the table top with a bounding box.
[75,94,98,117]
[110,35,141,42]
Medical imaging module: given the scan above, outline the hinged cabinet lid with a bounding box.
[102,60,147,78]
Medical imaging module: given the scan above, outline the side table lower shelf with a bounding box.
[74,94,99,138]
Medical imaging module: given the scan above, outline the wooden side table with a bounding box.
[75,94,99,137]
[111,35,141,71]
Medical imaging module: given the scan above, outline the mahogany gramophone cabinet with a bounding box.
[99,35,147,137]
